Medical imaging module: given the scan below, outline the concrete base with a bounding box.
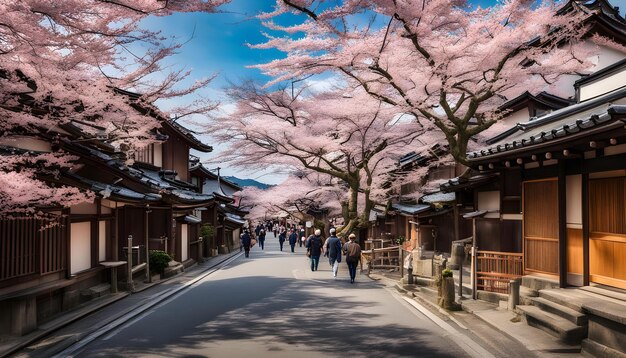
[62,290,80,311]
[0,297,37,336]
[582,338,626,358]
[585,312,626,355]
[522,275,559,291]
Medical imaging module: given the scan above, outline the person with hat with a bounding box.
[342,233,362,283]
[306,229,324,271]
[326,228,342,278]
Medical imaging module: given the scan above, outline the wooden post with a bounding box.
[558,160,567,287]
[127,235,135,292]
[582,171,590,286]
[471,218,477,300]
[145,205,151,283]
[400,246,404,277]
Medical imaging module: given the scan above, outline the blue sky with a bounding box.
[140,0,625,184]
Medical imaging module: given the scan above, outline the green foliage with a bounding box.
[149,250,171,274]
[313,220,326,232]
[200,224,214,240]
[395,235,406,245]
[442,268,453,278]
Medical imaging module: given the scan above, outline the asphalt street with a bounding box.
[35,234,526,358]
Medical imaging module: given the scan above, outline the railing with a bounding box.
[362,246,402,273]
[476,250,523,294]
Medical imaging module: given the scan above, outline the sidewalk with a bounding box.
[370,271,583,357]
[1,251,241,358]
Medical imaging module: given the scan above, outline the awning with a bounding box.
[391,203,431,216]
[184,215,202,224]
[368,205,386,222]
[421,192,456,204]
[462,210,488,219]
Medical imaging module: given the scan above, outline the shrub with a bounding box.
[149,250,171,274]
[200,224,214,240]
[442,268,453,278]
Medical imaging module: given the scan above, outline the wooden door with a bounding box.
[589,177,626,289]
[523,179,559,275]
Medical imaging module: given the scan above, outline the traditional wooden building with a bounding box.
[189,162,246,254]
[465,61,626,290]
[0,88,227,337]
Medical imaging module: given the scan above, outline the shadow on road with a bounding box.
[79,276,461,358]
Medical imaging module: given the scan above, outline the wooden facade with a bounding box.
[459,55,626,291]
[0,98,225,336]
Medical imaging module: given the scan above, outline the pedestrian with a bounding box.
[306,229,323,271]
[239,231,243,252]
[241,230,252,258]
[288,229,298,252]
[326,228,342,278]
[299,226,305,247]
[278,230,286,251]
[258,229,266,250]
[255,223,262,237]
[343,233,362,283]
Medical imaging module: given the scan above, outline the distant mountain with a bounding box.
[225,176,272,190]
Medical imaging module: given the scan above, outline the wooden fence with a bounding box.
[1,217,66,282]
[476,250,523,294]
[362,246,404,274]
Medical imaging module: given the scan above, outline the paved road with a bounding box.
[48,235,491,357]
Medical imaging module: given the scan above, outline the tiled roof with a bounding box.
[441,172,499,192]
[391,203,431,216]
[469,102,626,161]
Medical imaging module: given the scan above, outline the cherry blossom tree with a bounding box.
[253,0,603,163]
[0,0,226,215]
[208,82,427,233]
[239,173,344,223]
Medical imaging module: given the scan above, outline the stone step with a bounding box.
[163,261,184,278]
[579,285,626,303]
[522,275,559,291]
[81,283,111,299]
[530,297,588,326]
[517,305,587,344]
[539,289,589,313]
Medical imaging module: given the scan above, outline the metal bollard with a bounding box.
[508,278,521,311]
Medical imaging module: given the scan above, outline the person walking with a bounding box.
[298,226,305,247]
[306,229,323,271]
[343,233,362,283]
[258,229,266,250]
[278,230,286,251]
[288,229,298,252]
[241,230,252,258]
[326,228,342,278]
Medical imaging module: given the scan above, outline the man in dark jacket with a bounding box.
[278,230,286,251]
[241,230,252,258]
[288,229,298,252]
[326,228,342,278]
[258,229,266,250]
[306,229,323,271]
